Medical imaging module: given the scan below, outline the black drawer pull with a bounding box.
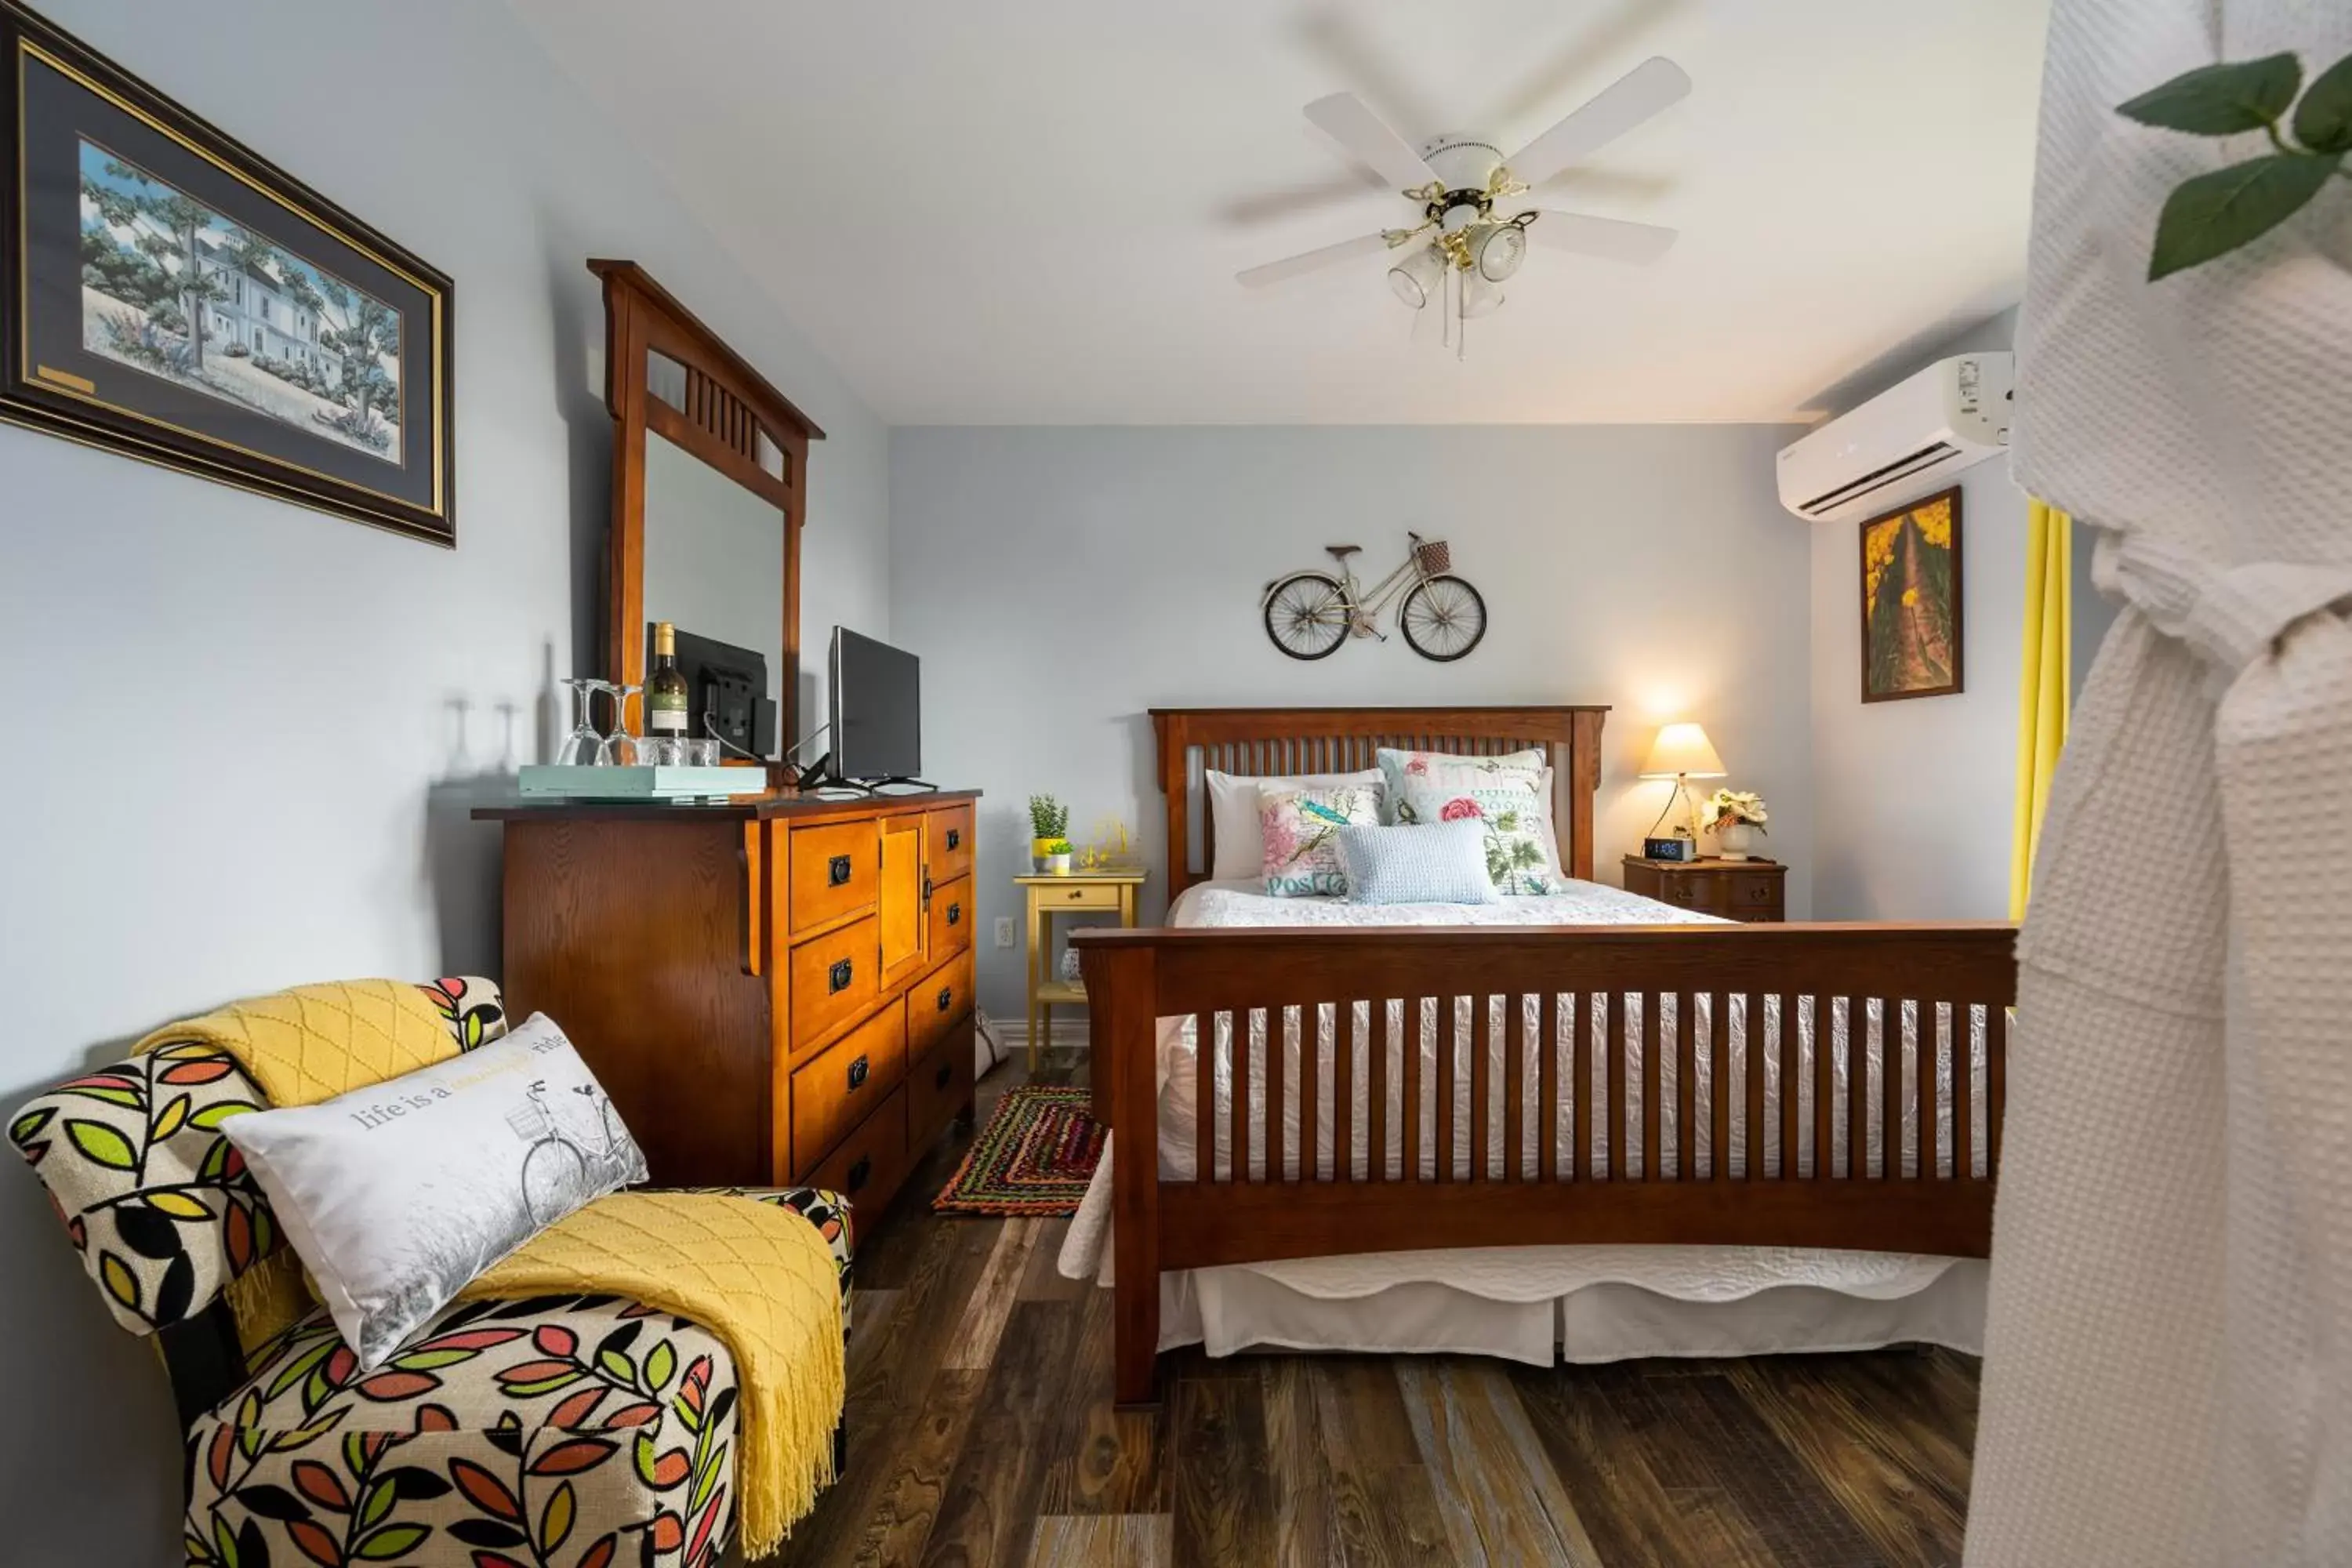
[845,1155,872,1193]
[946,902,962,927]
[847,1054,869,1091]
[828,854,852,887]
[936,985,954,1013]
[935,1062,953,1091]
[946,828,961,852]
[829,959,855,993]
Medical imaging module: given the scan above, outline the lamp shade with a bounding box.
[1639,722,1726,779]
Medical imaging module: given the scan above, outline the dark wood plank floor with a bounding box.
[766,1054,1980,1567]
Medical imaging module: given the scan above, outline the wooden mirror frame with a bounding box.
[591,259,823,759]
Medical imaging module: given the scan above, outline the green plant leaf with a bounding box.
[354,1522,430,1559]
[2120,53,2302,135]
[2293,51,2352,153]
[66,1119,138,1170]
[2151,153,2339,278]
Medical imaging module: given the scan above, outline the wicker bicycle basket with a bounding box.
[504,1102,551,1140]
[1413,538,1452,575]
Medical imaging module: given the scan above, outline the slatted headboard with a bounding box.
[1150,706,1609,897]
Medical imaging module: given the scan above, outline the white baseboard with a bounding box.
[991,1017,1091,1051]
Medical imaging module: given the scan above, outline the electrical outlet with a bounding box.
[993,916,1015,949]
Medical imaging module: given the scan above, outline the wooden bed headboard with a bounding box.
[1150,706,1609,897]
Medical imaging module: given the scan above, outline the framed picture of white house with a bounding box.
[0,1,455,544]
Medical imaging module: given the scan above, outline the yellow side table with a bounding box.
[1016,869,1148,1071]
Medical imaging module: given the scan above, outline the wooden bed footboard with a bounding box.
[1076,921,2017,1406]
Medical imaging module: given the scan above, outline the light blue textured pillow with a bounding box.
[1335,821,1501,905]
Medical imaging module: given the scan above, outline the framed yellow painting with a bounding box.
[1860,486,1962,702]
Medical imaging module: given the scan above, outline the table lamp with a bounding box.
[1639,722,1726,861]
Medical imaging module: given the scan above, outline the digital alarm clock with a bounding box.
[1644,836,1703,862]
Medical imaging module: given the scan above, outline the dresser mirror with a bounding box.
[592,260,822,773]
[640,426,787,749]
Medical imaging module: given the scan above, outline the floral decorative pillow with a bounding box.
[1393,776,1563,895]
[1260,785,1381,897]
[1376,747,1548,821]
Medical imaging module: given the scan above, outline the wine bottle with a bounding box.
[647,622,688,738]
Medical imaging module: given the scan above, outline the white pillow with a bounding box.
[221,1013,648,1368]
[1205,767,1382,880]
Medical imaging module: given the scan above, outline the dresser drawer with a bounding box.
[925,804,975,884]
[790,1004,906,1174]
[790,819,877,935]
[1726,871,1784,919]
[1647,876,1702,910]
[927,873,972,963]
[806,1082,908,1215]
[1037,880,1120,912]
[908,949,975,1062]
[908,1026,974,1156]
[790,915,879,1050]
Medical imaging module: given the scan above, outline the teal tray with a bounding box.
[517,764,767,800]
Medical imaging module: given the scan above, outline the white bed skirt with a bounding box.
[1162,1258,1987,1365]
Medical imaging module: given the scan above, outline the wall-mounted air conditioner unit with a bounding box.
[1776,352,2013,523]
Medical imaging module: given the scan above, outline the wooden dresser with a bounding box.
[1621,855,1787,923]
[476,791,979,1226]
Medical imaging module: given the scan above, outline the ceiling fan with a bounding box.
[1237,56,1691,339]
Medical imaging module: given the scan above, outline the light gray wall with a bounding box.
[0,3,887,1561]
[890,425,1813,1021]
[1805,308,2111,920]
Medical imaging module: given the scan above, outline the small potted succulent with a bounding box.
[1706,789,1769,860]
[1044,839,1074,876]
[1029,794,1070,872]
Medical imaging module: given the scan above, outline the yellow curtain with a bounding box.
[2009,499,2072,920]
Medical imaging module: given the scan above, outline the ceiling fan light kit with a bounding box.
[1388,244,1446,309]
[1238,56,1692,354]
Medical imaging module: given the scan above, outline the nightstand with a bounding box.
[1015,869,1148,1070]
[1622,855,1786,923]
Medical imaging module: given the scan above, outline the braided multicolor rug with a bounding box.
[932,1085,1105,1215]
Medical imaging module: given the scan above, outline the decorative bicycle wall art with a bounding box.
[1261,532,1487,662]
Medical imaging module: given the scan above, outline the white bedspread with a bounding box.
[1057,879,1977,1356]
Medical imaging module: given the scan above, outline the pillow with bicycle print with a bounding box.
[1259,783,1382,896]
[220,1011,646,1369]
[1392,775,1565,895]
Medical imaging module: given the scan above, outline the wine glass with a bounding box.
[554,678,601,767]
[594,684,643,767]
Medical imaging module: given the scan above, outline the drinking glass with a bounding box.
[684,739,720,767]
[593,684,642,767]
[554,678,601,766]
[641,737,681,767]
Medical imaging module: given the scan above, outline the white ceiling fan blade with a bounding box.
[1302,93,1439,192]
[1236,231,1394,289]
[1527,211,1679,265]
[1504,56,1691,188]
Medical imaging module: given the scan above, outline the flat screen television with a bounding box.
[829,627,921,782]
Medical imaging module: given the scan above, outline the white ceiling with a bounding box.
[513,0,2049,425]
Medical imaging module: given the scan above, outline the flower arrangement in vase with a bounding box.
[1029,794,1070,872]
[1706,789,1769,860]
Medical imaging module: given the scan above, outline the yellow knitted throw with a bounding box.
[139,980,843,1554]
[462,1192,843,1555]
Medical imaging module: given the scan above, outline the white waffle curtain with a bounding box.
[1965,3,2352,1564]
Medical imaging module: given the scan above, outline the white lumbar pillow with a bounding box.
[1204,768,1383,880]
[221,1012,648,1368]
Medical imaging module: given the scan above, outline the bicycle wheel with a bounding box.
[521,1139,587,1226]
[1399,575,1487,661]
[1263,572,1352,660]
